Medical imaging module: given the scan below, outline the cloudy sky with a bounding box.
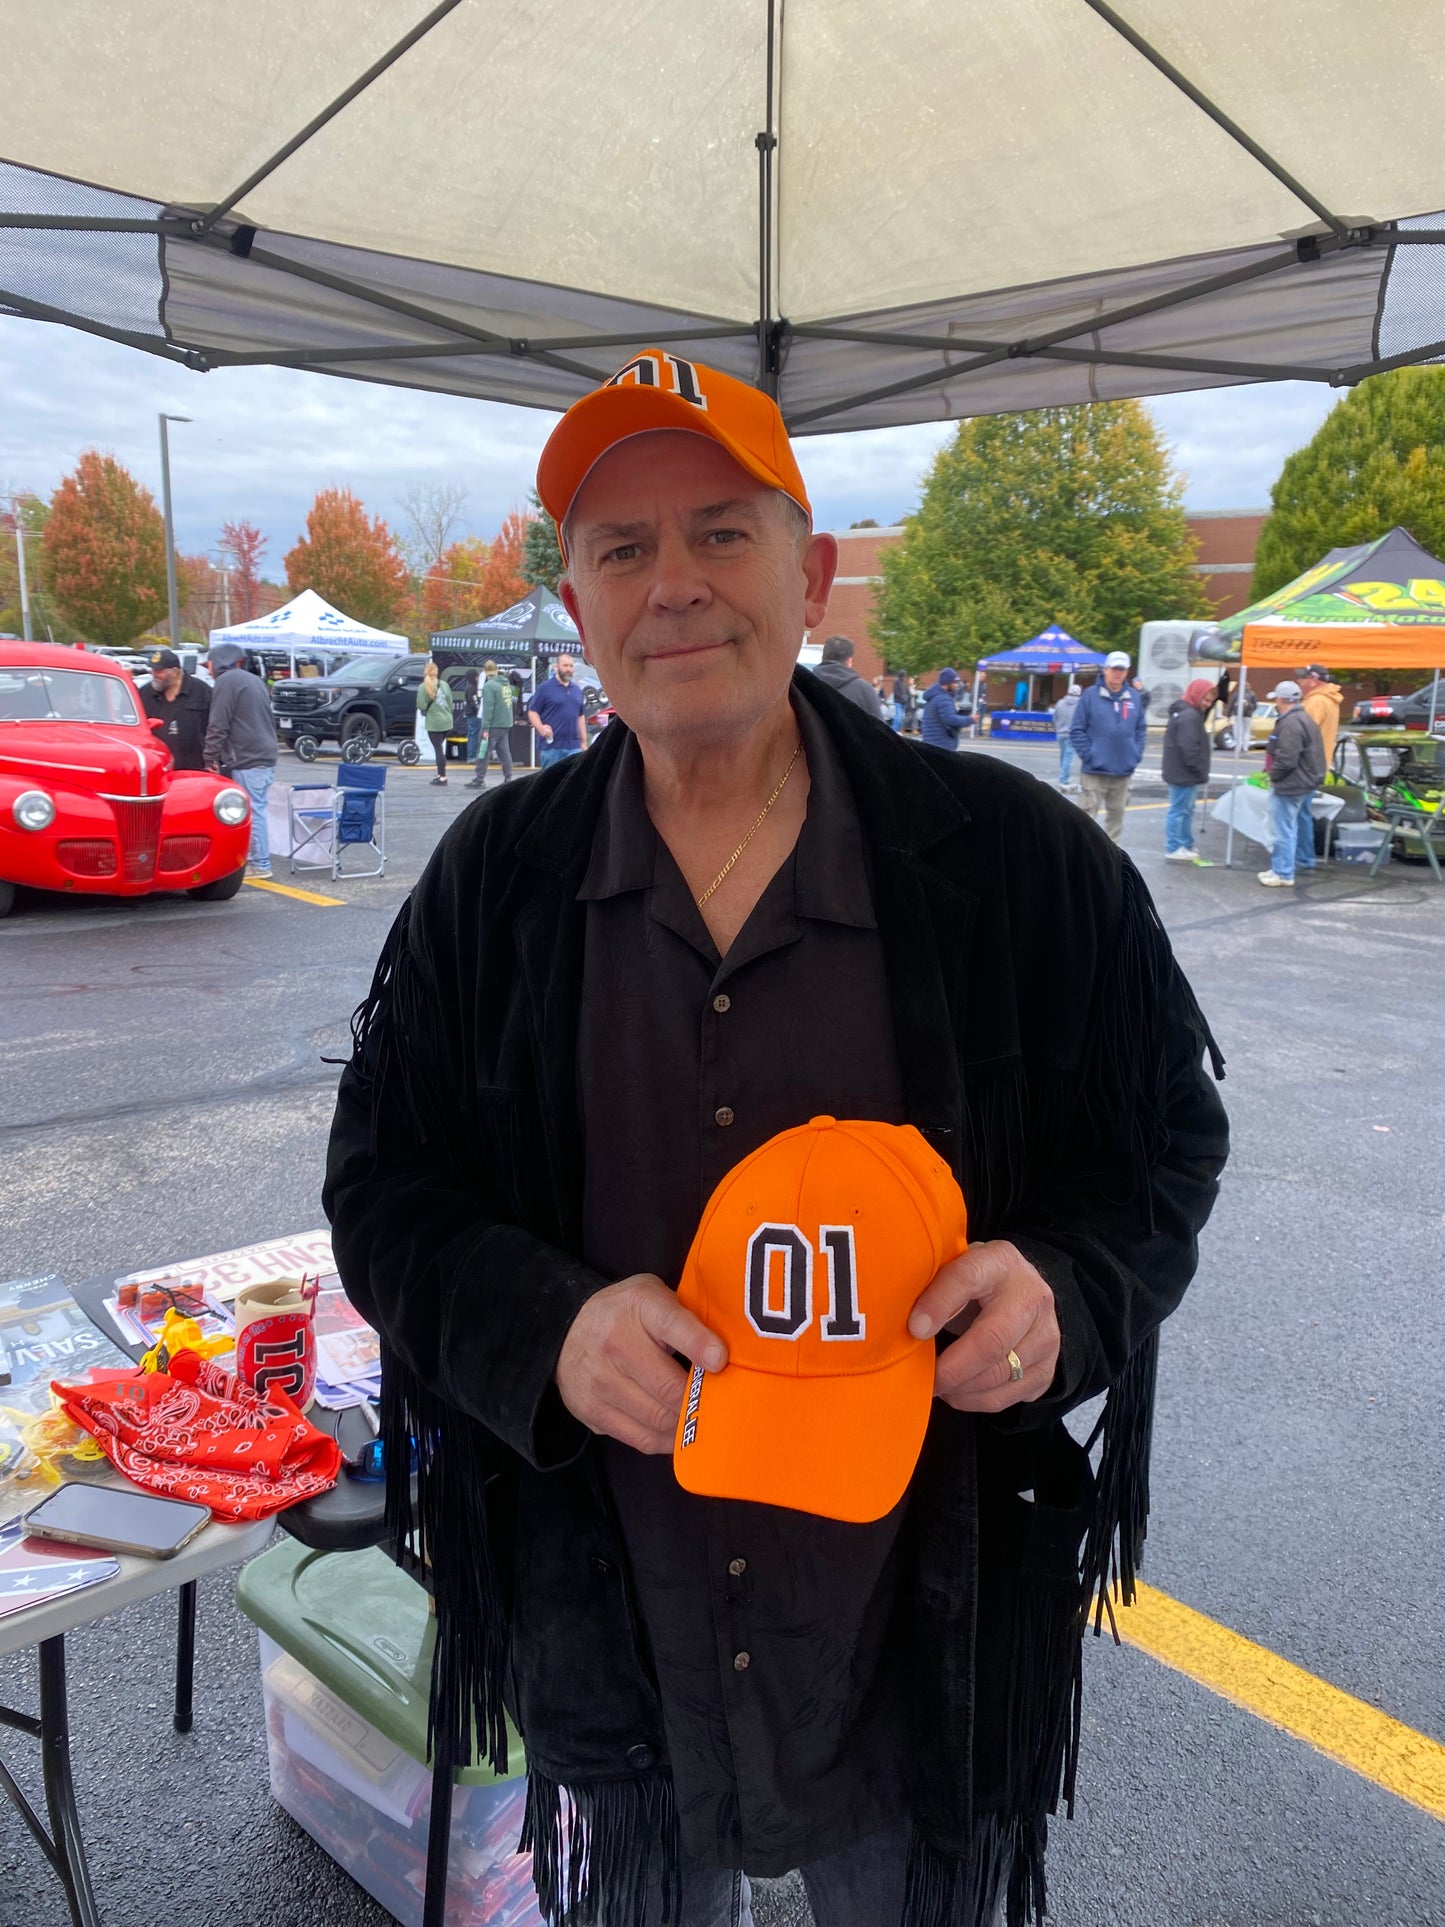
[1,312,1339,568]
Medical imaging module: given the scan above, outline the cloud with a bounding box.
[2,313,1341,559]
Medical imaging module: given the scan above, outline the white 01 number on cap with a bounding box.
[744,1225,866,1343]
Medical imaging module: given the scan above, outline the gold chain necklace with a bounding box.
[695,739,804,909]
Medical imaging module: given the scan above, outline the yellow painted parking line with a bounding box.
[1121,1581,1445,1823]
[1125,801,1169,811]
[243,878,345,907]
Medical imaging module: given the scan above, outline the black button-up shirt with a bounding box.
[577,697,915,1874]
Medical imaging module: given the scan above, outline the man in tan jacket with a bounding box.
[1299,664,1343,770]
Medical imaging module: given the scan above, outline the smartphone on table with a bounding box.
[24,1481,211,1559]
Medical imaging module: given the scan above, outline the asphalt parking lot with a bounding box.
[0,732,1442,1927]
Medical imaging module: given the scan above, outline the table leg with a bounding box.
[38,1635,103,1927]
[421,1719,457,1927]
[174,1581,196,1734]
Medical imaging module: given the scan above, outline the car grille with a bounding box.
[273,688,326,713]
[57,839,118,877]
[101,796,164,882]
[159,834,211,871]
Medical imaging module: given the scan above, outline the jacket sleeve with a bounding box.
[995,867,1228,1427]
[1134,694,1149,755]
[1070,693,1092,761]
[847,678,884,719]
[202,677,233,766]
[324,901,609,1471]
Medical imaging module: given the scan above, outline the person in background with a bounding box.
[466,658,516,789]
[1070,650,1147,842]
[204,641,278,879]
[1053,681,1082,789]
[1298,663,1342,772]
[890,669,910,733]
[139,646,211,771]
[417,659,455,786]
[919,668,969,749]
[1161,678,1216,864]
[1259,680,1326,887]
[1014,676,1029,709]
[462,668,483,770]
[528,652,588,767]
[813,634,885,718]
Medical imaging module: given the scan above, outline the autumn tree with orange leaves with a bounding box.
[284,487,408,630]
[477,508,534,614]
[220,519,269,622]
[422,536,492,631]
[42,451,169,647]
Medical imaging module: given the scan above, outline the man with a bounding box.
[890,669,910,733]
[918,666,969,749]
[812,634,884,719]
[1259,679,1326,888]
[1070,652,1148,841]
[1297,663,1343,856]
[326,352,1227,1927]
[138,647,210,771]
[528,652,588,766]
[465,658,516,789]
[1052,682,1082,788]
[204,642,279,879]
[1160,678,1216,863]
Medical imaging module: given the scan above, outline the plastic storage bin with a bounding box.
[1333,821,1391,864]
[237,1539,540,1927]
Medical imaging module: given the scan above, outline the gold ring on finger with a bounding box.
[1006,1349,1024,1383]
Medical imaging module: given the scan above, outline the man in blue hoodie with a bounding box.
[919,667,969,750]
[1070,651,1148,842]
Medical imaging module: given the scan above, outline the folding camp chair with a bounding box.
[287,763,386,879]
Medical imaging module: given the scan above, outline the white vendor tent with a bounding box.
[4,4,1445,429]
[209,589,408,675]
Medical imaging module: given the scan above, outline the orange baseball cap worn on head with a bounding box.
[673,1116,968,1525]
[536,349,812,560]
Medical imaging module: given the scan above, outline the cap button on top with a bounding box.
[714,1106,735,1127]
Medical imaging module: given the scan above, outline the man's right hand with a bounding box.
[555,1274,727,1455]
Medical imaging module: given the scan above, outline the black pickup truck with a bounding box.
[270,655,428,757]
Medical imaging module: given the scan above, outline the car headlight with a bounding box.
[213,787,250,826]
[13,790,56,832]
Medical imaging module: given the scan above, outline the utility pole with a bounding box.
[158,413,191,649]
[7,499,32,641]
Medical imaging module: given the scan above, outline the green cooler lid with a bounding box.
[236,1537,520,1786]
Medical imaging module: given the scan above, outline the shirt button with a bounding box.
[625,1743,655,1771]
[727,1557,747,1577]
[732,1651,751,1672]
[714,1106,735,1127]
[712,993,731,1014]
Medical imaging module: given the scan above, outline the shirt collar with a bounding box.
[577,697,875,930]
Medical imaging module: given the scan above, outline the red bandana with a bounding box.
[52,1353,341,1520]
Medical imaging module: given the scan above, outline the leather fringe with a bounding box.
[1080,1329,1158,1638]
[520,1767,679,1927]
[903,1815,1013,1927]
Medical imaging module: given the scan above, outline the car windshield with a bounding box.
[0,667,142,724]
[332,657,403,685]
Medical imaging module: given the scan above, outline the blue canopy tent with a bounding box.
[971,625,1108,732]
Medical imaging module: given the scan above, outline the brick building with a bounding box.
[812,509,1269,680]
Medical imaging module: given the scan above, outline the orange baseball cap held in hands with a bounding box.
[673,1117,968,1524]
[536,349,812,560]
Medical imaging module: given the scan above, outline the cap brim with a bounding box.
[538,385,803,545]
[673,1341,935,1524]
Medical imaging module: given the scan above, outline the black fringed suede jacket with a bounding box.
[324,673,1229,1927]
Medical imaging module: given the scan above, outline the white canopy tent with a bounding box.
[4,3,1445,430]
[209,588,408,676]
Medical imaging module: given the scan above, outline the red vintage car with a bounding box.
[0,642,252,916]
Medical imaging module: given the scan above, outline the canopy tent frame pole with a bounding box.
[1429,667,1442,735]
[754,0,780,396]
[1223,673,1250,869]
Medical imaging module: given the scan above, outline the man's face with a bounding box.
[559,431,836,751]
[1103,666,1128,693]
[152,665,181,697]
[556,655,574,684]
[1298,672,1321,693]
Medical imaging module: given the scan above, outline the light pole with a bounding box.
[4,498,32,641]
[158,413,191,650]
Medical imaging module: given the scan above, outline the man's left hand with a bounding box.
[908,1241,1061,1413]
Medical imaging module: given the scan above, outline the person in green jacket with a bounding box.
[465,658,515,789]
[417,660,455,785]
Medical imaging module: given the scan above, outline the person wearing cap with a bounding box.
[1298,662,1343,772]
[465,658,516,789]
[1160,678,1217,863]
[203,642,279,878]
[811,634,885,719]
[138,647,211,771]
[527,652,588,765]
[1069,652,1148,841]
[1259,680,1326,887]
[326,350,1228,1927]
[919,667,969,748]
[1052,681,1083,788]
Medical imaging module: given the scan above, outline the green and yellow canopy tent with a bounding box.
[1192,526,1445,864]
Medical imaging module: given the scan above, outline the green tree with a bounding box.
[1251,367,1445,597]
[41,452,170,647]
[872,402,1209,675]
[521,489,565,588]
